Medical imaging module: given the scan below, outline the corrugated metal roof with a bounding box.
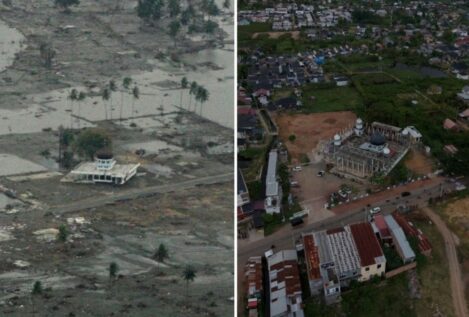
[384,215,416,261]
[265,150,279,197]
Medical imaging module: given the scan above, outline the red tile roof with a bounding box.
[350,222,384,267]
[374,214,391,238]
[303,234,321,280]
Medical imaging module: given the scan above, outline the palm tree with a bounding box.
[68,89,78,128]
[181,265,196,299]
[102,88,110,120]
[121,77,132,121]
[77,91,86,129]
[109,80,117,120]
[153,243,169,273]
[180,77,188,109]
[132,85,140,124]
[196,86,209,116]
[189,81,198,112]
[31,281,43,317]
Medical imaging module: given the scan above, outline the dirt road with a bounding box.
[422,207,469,317]
[50,172,233,215]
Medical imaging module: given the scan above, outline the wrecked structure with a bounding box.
[66,152,140,185]
[323,119,421,180]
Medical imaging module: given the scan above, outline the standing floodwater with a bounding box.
[0,19,24,73]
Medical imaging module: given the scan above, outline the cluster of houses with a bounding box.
[244,211,432,316]
[239,4,352,31]
[244,51,325,91]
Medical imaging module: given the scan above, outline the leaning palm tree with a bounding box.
[182,265,196,299]
[77,91,86,129]
[188,81,198,112]
[121,77,132,121]
[68,89,78,128]
[180,77,189,109]
[132,85,140,124]
[109,80,117,120]
[102,88,110,120]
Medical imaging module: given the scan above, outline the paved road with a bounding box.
[421,207,468,317]
[237,177,451,313]
[239,178,448,261]
[48,172,234,215]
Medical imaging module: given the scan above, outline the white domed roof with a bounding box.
[334,134,341,140]
[383,147,391,155]
[402,129,409,136]
[356,118,363,124]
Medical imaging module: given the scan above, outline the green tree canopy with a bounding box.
[74,129,112,160]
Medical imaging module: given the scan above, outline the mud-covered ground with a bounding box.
[0,182,233,317]
[0,0,234,316]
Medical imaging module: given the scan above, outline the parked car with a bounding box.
[317,170,325,177]
[292,166,302,172]
[290,217,304,227]
[290,181,299,187]
[401,191,411,197]
[370,206,381,214]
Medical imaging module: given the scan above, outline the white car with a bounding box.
[370,207,381,214]
[292,166,302,172]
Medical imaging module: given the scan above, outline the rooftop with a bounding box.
[303,234,321,280]
[350,223,385,267]
[266,150,279,197]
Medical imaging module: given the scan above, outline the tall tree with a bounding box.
[121,77,132,121]
[69,89,78,129]
[189,81,198,111]
[196,86,209,116]
[182,265,196,299]
[180,77,188,109]
[109,80,117,120]
[132,86,140,124]
[168,20,181,47]
[31,281,43,317]
[102,88,110,120]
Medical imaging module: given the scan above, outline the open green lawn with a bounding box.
[301,85,363,113]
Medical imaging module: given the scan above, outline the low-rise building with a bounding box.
[265,150,282,214]
[67,152,139,185]
[384,215,416,263]
[267,250,305,317]
[350,223,386,282]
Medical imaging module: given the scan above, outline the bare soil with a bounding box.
[404,149,435,175]
[272,111,357,162]
[252,31,300,40]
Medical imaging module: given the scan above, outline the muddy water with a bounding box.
[0,19,24,73]
[0,12,234,135]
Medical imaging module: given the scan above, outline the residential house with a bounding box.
[265,150,282,214]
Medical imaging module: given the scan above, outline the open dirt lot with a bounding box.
[404,149,435,176]
[272,111,357,162]
[252,31,300,40]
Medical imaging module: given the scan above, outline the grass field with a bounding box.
[302,85,363,113]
